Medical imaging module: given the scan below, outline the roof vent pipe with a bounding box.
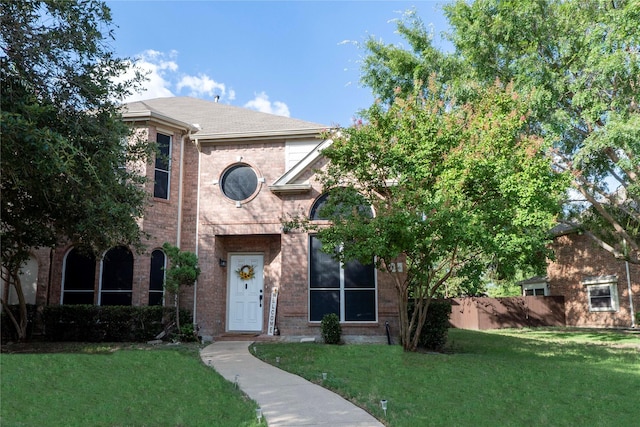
[214,95,220,103]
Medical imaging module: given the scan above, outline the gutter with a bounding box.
[122,110,200,133]
[188,128,326,143]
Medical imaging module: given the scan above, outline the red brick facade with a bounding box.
[25,104,401,341]
[548,232,639,328]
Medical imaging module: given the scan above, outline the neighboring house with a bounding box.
[11,97,400,341]
[522,226,639,328]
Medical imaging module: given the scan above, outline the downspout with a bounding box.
[623,240,636,328]
[625,260,636,328]
[176,133,186,248]
[193,138,201,327]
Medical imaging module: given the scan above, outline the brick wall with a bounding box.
[193,139,400,339]
[29,127,402,341]
[548,233,640,327]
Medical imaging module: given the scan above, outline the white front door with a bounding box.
[227,254,264,332]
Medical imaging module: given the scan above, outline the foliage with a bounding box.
[1,345,262,426]
[414,300,451,351]
[0,304,38,343]
[254,329,640,426]
[162,243,200,334]
[320,313,342,344]
[360,0,640,263]
[177,323,199,342]
[42,305,191,342]
[0,0,151,341]
[299,81,565,351]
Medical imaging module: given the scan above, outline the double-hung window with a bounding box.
[154,132,171,199]
[583,276,619,312]
[309,236,376,322]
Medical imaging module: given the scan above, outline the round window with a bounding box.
[221,164,258,201]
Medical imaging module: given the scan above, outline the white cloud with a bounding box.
[119,50,232,103]
[118,50,177,103]
[176,74,226,98]
[117,51,283,116]
[244,92,290,117]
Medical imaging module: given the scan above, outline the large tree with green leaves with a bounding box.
[305,81,566,351]
[1,0,150,340]
[361,0,640,263]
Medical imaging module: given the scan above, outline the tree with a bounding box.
[162,243,200,336]
[300,81,565,351]
[1,0,150,340]
[361,0,640,263]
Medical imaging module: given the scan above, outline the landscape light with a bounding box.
[380,399,388,416]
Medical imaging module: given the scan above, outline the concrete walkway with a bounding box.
[200,341,384,427]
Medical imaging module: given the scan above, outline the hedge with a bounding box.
[42,305,191,342]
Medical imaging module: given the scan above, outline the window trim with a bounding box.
[308,235,378,323]
[149,249,166,306]
[583,276,619,312]
[522,282,548,296]
[154,132,172,200]
[218,162,262,204]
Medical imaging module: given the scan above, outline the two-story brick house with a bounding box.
[11,97,400,341]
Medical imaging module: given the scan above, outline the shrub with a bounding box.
[1,304,39,343]
[321,313,342,344]
[408,300,452,352]
[418,300,452,351]
[177,323,199,342]
[43,305,192,342]
[636,311,640,325]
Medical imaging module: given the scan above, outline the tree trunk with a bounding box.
[1,269,29,341]
[174,293,180,334]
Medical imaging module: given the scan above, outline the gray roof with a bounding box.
[518,276,548,286]
[122,97,327,140]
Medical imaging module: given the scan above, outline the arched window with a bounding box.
[62,247,96,305]
[310,191,373,221]
[100,246,133,306]
[308,191,376,322]
[149,249,166,306]
[310,193,330,220]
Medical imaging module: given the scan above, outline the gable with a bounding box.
[269,138,333,194]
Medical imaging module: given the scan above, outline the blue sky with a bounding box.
[107,1,451,126]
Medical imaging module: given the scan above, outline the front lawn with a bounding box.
[0,343,261,426]
[254,328,640,427]
[2,329,637,426]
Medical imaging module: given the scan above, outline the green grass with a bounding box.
[1,343,261,427]
[253,328,640,427]
[2,330,637,426]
